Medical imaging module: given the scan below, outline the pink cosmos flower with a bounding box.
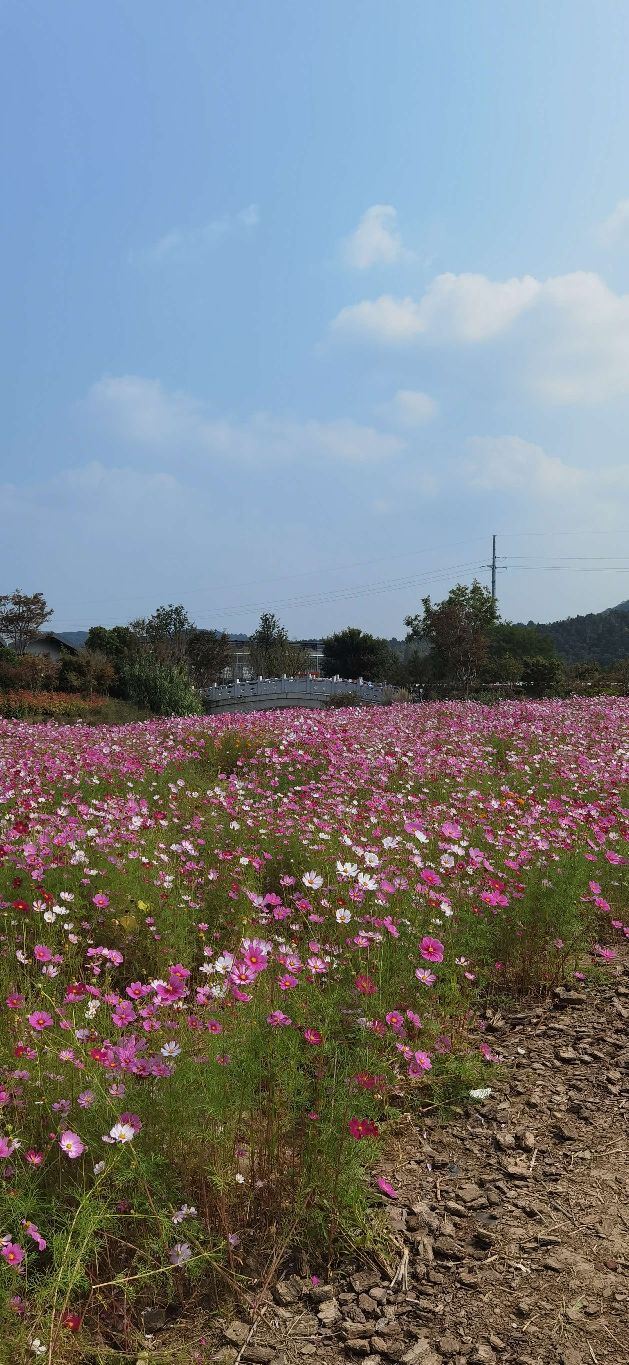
[0,1135,19,1158]
[33,945,53,962]
[419,936,444,964]
[348,1117,379,1141]
[22,1221,46,1251]
[408,1050,432,1075]
[354,973,377,996]
[415,968,436,986]
[119,1111,142,1133]
[303,1028,323,1045]
[59,1130,85,1159]
[267,1010,292,1027]
[376,1177,399,1199]
[92,893,110,908]
[1,1242,24,1268]
[24,1149,43,1166]
[594,944,617,962]
[28,1011,53,1031]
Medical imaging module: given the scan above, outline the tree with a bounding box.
[522,655,565,698]
[186,629,231,686]
[85,625,140,661]
[322,627,393,681]
[405,580,498,694]
[487,622,556,664]
[58,650,116,697]
[0,590,53,654]
[249,613,308,678]
[129,604,194,665]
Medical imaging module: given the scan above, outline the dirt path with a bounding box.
[210,960,628,1365]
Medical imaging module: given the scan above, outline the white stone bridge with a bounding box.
[204,676,395,713]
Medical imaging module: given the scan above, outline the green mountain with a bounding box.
[527,601,629,666]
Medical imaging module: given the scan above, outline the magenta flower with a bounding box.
[28,1010,54,1031]
[408,1050,432,1075]
[594,944,617,962]
[59,1130,85,1159]
[1,1242,25,1268]
[376,1177,399,1199]
[348,1117,379,1141]
[419,936,444,964]
[303,1028,323,1045]
[354,973,377,996]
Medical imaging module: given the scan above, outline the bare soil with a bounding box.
[138,959,629,1365]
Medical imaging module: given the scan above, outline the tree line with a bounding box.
[1,584,627,717]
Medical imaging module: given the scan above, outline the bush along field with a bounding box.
[0,699,627,1361]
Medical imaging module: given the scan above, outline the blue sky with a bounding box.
[2,0,629,637]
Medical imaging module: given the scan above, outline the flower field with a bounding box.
[0,699,627,1361]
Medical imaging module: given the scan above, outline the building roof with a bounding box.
[36,633,80,654]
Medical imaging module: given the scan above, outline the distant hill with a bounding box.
[527,601,629,666]
[56,631,88,649]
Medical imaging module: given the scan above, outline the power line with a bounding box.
[52,560,488,629]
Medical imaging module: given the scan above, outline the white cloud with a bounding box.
[466,437,629,525]
[530,271,629,402]
[466,436,586,497]
[330,268,629,403]
[331,294,424,343]
[416,272,540,342]
[342,204,406,269]
[380,389,437,426]
[331,272,539,344]
[133,205,259,265]
[84,375,405,464]
[598,197,629,247]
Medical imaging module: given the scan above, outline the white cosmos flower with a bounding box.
[161,1041,181,1057]
[335,908,352,924]
[356,873,378,891]
[336,861,358,878]
[302,871,323,890]
[105,1122,135,1145]
[363,851,380,867]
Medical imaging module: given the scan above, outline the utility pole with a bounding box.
[491,534,497,605]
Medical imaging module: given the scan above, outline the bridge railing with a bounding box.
[205,676,392,705]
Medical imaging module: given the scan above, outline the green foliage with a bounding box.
[85,625,140,662]
[186,628,231,685]
[249,613,309,677]
[522,655,565,697]
[129,603,195,665]
[58,650,117,696]
[322,627,394,681]
[488,621,557,664]
[405,580,498,693]
[118,655,202,715]
[527,604,629,666]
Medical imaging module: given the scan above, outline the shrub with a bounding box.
[118,654,202,715]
